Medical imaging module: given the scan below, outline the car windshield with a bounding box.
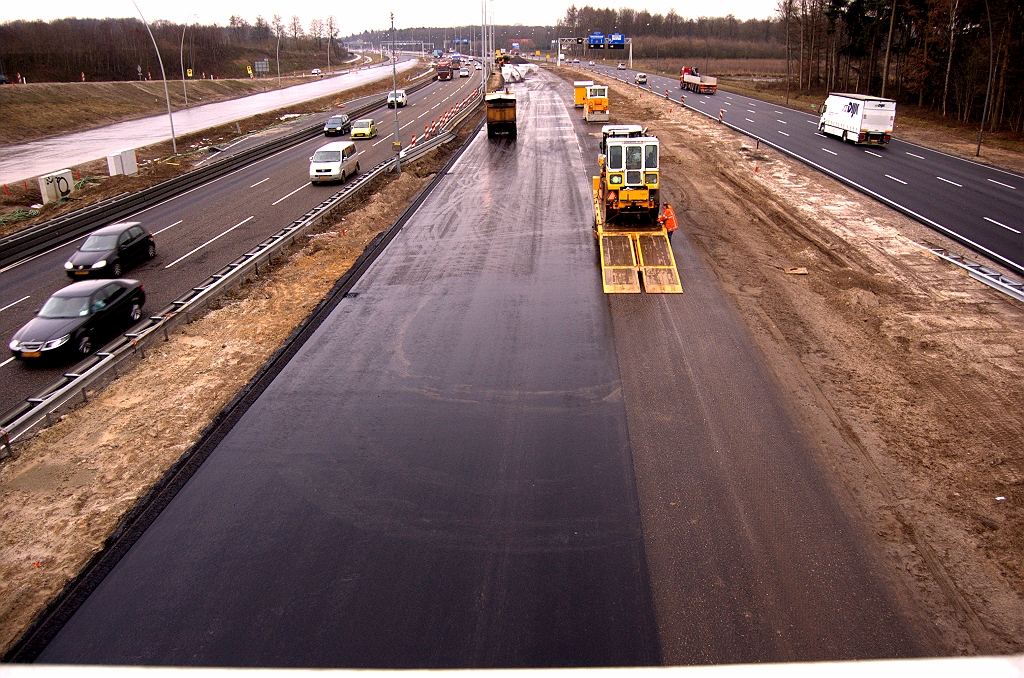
[312,151,341,162]
[353,121,370,128]
[327,117,344,124]
[81,234,118,252]
[39,295,90,318]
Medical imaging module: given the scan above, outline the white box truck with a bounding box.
[818,93,895,145]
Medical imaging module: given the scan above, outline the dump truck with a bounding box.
[818,93,895,144]
[584,84,610,123]
[592,134,682,294]
[574,80,594,108]
[680,67,717,94]
[485,72,517,139]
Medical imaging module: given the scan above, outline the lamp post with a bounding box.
[976,0,994,156]
[276,28,281,86]
[391,13,401,173]
[179,14,195,107]
[133,0,176,154]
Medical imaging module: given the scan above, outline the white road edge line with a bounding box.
[822,148,838,155]
[906,152,925,159]
[152,220,183,236]
[864,150,882,158]
[936,176,962,187]
[0,357,14,369]
[0,295,31,314]
[249,177,270,188]
[886,174,908,185]
[0,233,90,275]
[372,134,394,147]
[987,178,1017,189]
[984,217,1021,234]
[164,216,253,269]
[272,183,308,206]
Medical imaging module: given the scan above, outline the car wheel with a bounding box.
[111,261,122,277]
[147,243,156,259]
[129,301,142,322]
[77,335,92,356]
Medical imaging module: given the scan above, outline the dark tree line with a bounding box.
[0,17,348,83]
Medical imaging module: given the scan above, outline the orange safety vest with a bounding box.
[660,204,678,232]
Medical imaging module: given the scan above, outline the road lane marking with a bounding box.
[776,119,787,124]
[372,134,393,147]
[886,174,907,185]
[815,133,828,138]
[778,130,790,136]
[749,102,757,106]
[164,216,253,269]
[0,234,89,275]
[249,177,270,188]
[699,100,706,104]
[0,357,14,369]
[272,183,308,206]
[723,102,732,105]
[806,120,817,124]
[988,178,1017,189]
[905,151,925,159]
[822,148,838,155]
[936,176,962,187]
[153,219,183,236]
[745,118,755,123]
[774,110,784,115]
[417,111,430,119]
[864,150,882,158]
[0,295,30,314]
[984,217,1021,234]
[747,109,756,113]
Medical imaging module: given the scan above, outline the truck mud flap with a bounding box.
[599,234,641,293]
[636,234,683,293]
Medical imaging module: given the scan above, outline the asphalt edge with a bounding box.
[2,115,486,664]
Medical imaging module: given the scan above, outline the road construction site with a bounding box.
[0,67,1022,665]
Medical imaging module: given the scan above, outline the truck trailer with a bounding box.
[818,93,895,144]
[680,67,717,94]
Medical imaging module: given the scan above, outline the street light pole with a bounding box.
[976,0,994,156]
[276,30,281,86]
[179,14,194,107]
[391,13,401,173]
[133,0,176,154]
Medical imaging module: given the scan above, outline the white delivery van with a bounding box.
[309,141,359,184]
[818,93,896,145]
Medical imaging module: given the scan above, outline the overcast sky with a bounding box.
[0,0,778,35]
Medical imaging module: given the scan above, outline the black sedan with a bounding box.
[65,222,155,278]
[323,114,351,136]
[9,279,145,361]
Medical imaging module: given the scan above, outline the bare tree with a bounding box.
[272,14,284,42]
[309,18,323,49]
[942,0,958,116]
[290,15,304,48]
[253,15,270,42]
[777,0,795,104]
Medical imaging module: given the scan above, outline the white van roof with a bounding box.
[315,141,355,152]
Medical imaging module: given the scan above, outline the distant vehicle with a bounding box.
[573,58,580,64]
[350,118,378,139]
[323,114,351,136]
[617,62,626,70]
[387,89,408,107]
[309,141,360,184]
[436,58,453,81]
[65,222,155,279]
[475,63,482,70]
[0,74,9,85]
[588,60,595,66]
[9,279,146,360]
[819,93,895,144]
[311,68,322,77]
[680,67,717,94]
[459,67,470,77]
[634,73,647,85]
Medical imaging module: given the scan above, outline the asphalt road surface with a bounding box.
[37,71,929,666]
[580,63,1024,275]
[0,58,423,186]
[0,74,481,415]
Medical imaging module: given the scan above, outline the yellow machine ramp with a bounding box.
[594,191,683,295]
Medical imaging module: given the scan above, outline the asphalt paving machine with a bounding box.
[593,132,682,294]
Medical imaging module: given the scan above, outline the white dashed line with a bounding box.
[806,120,817,124]
[153,220,183,236]
[164,216,253,269]
[723,102,732,105]
[936,176,962,187]
[0,295,30,314]
[885,174,907,185]
[774,110,784,115]
[905,151,925,159]
[0,356,14,368]
[272,183,308,206]
[776,119,787,124]
[745,118,755,123]
[778,130,789,136]
[747,109,756,113]
[864,150,882,157]
[822,148,838,155]
[987,178,1017,189]
[984,217,1021,234]
[372,134,393,147]
[249,177,269,188]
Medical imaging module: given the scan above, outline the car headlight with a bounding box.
[64,261,74,270]
[91,259,107,269]
[43,334,71,350]
[9,339,19,350]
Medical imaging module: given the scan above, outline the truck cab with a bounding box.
[600,124,644,152]
[600,135,659,222]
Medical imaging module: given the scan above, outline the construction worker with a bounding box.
[658,203,679,241]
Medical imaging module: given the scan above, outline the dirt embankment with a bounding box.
[0,124,475,655]
[0,67,432,237]
[594,76,1024,654]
